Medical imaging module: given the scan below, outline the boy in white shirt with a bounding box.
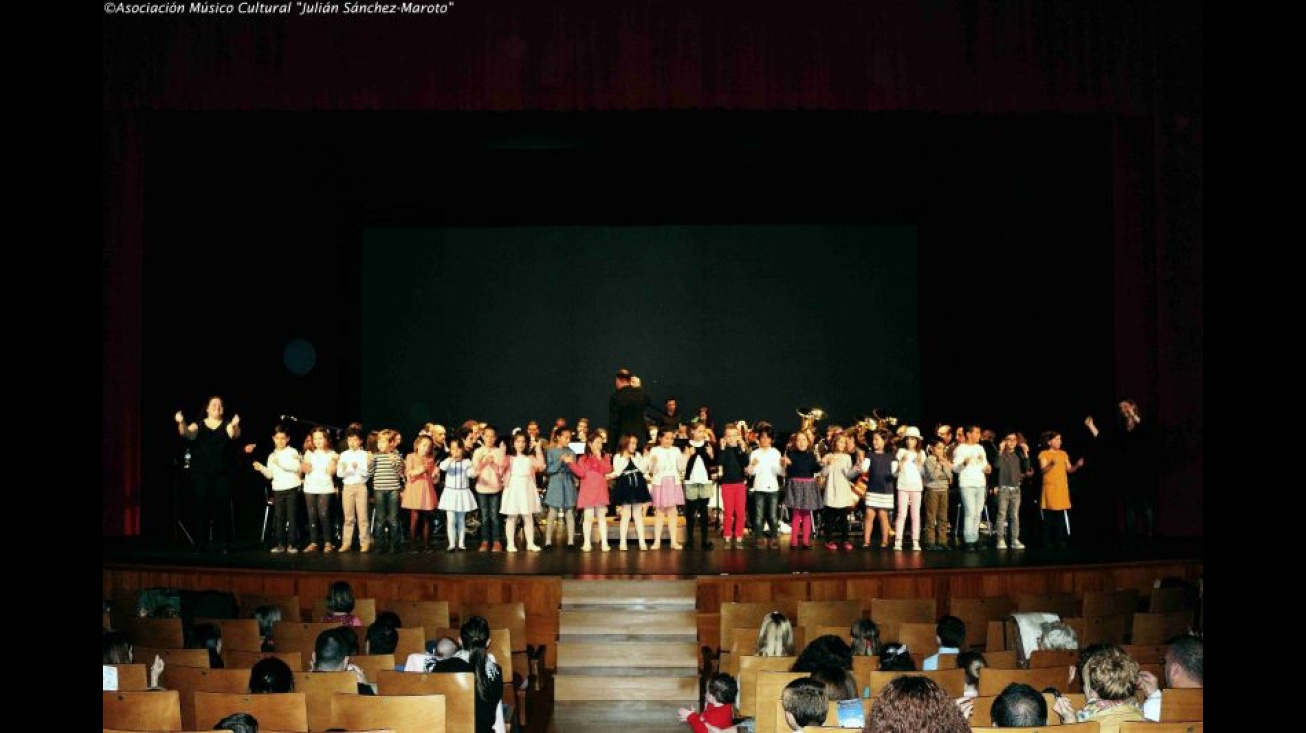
[951,425,991,551]
[337,427,372,552]
[253,425,303,554]
[746,424,784,549]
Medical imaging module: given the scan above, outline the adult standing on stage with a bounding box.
[1085,398,1157,542]
[607,369,664,453]
[175,396,241,553]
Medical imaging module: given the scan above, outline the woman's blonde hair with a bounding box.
[756,611,794,657]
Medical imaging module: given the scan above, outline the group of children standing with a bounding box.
[248,415,1086,555]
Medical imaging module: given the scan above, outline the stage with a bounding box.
[103,535,1202,579]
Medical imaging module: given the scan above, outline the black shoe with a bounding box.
[702,540,714,550]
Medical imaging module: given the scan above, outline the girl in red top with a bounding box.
[570,433,614,552]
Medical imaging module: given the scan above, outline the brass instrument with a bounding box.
[795,408,826,437]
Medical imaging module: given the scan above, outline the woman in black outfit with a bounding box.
[175,396,241,552]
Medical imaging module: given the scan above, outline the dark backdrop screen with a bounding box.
[362,226,918,436]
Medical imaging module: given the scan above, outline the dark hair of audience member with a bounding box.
[810,665,858,702]
[103,630,133,665]
[214,711,258,733]
[935,615,966,649]
[792,634,854,673]
[1166,634,1203,685]
[325,580,357,614]
[248,657,294,694]
[188,622,225,668]
[251,605,281,651]
[866,675,971,733]
[366,621,399,655]
[879,642,916,672]
[957,650,987,687]
[706,672,739,705]
[313,627,353,670]
[850,618,882,656]
[991,682,1047,727]
[374,610,402,629]
[461,615,496,701]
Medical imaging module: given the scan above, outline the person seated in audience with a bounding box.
[322,580,363,627]
[310,627,374,695]
[780,677,829,731]
[1138,634,1203,722]
[430,616,504,733]
[1038,621,1080,651]
[1052,644,1146,733]
[248,657,294,693]
[213,712,258,733]
[373,610,402,629]
[865,675,970,733]
[251,605,281,652]
[187,622,225,668]
[811,665,862,729]
[102,629,164,690]
[429,637,462,670]
[756,611,795,657]
[879,643,916,672]
[403,635,459,672]
[678,672,737,733]
[850,618,882,657]
[991,682,1048,727]
[364,620,398,656]
[956,650,987,698]
[792,634,853,673]
[923,615,965,670]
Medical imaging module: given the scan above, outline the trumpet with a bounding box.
[796,407,826,435]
